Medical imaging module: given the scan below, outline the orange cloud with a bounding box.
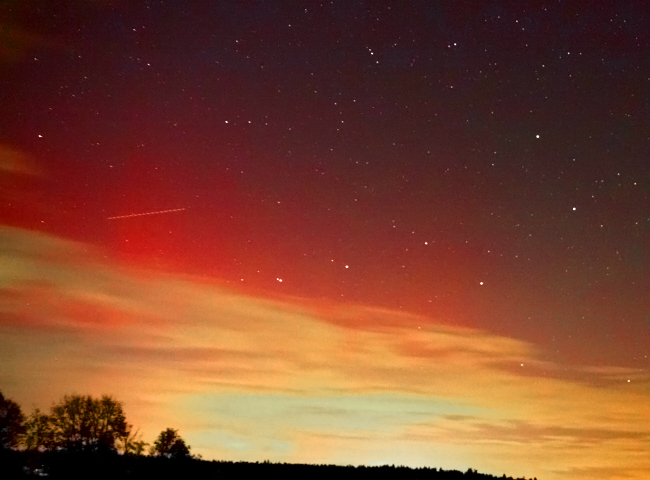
[0,145,42,177]
[1,225,649,480]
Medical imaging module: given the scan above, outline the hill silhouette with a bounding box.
[3,451,537,480]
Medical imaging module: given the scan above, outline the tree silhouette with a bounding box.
[133,438,149,456]
[4,391,536,479]
[24,394,130,453]
[51,394,129,453]
[0,391,25,450]
[151,428,191,458]
[117,428,148,456]
[23,408,54,451]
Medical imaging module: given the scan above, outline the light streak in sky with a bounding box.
[107,208,186,220]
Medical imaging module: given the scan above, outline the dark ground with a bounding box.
[2,450,536,480]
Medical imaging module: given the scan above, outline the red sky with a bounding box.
[1,1,649,479]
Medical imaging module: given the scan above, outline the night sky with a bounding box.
[1,2,649,479]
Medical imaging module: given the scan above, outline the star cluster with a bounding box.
[1,1,648,367]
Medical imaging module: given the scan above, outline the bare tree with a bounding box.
[117,428,148,456]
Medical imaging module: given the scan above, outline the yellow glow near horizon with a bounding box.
[1,226,649,480]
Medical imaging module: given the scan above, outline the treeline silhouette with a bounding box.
[1,391,537,480]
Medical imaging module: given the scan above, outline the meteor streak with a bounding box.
[107,208,186,220]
